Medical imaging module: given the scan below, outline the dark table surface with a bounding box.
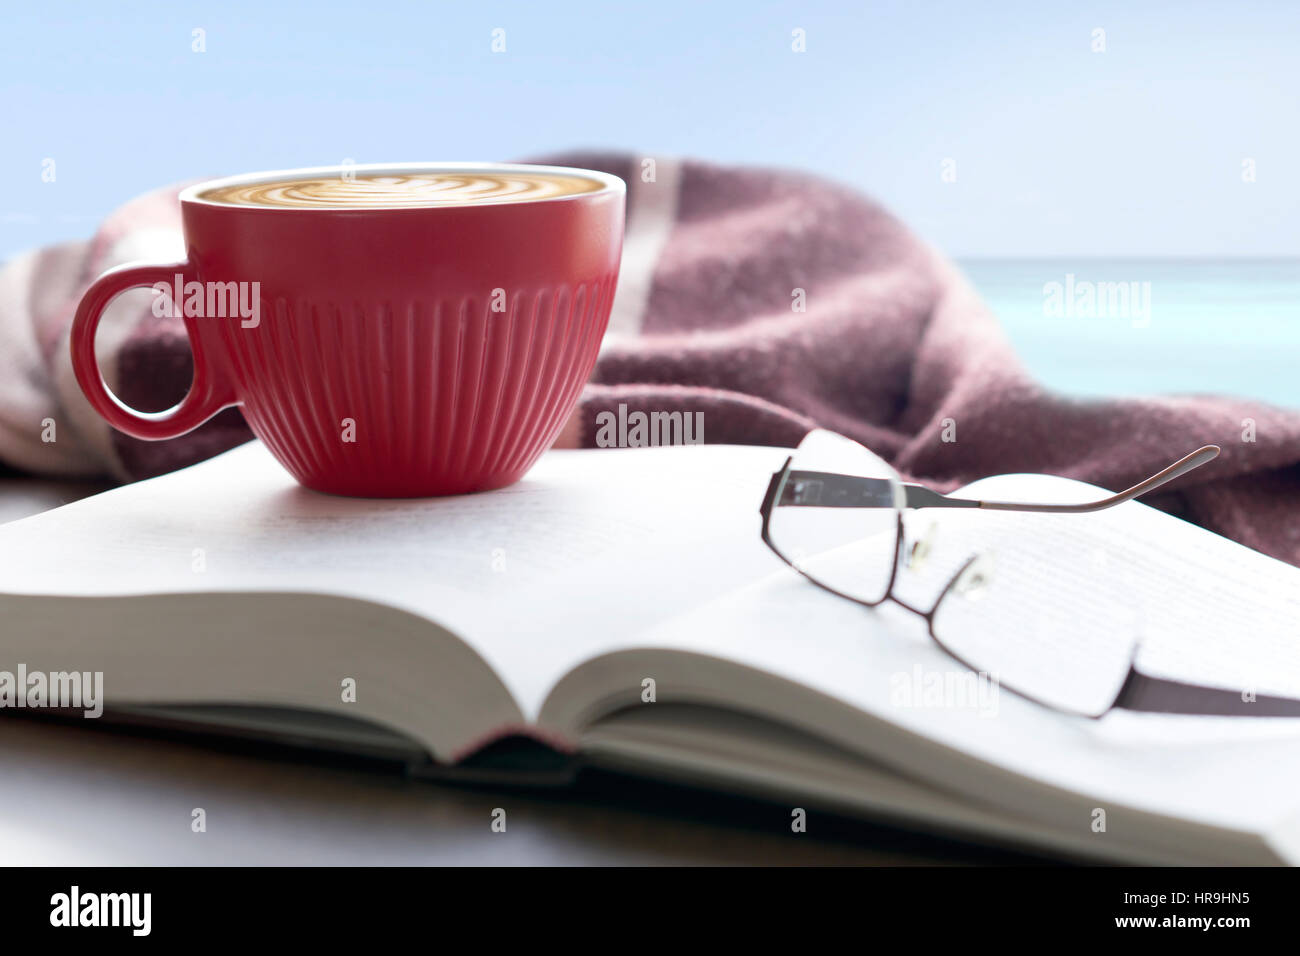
[1,716,1046,865]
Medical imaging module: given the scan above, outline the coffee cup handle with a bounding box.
[70,261,239,441]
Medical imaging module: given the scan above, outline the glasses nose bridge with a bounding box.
[894,509,998,618]
[904,517,939,571]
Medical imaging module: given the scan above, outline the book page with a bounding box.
[596,473,1300,842]
[0,440,791,716]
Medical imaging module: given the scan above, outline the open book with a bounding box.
[2,439,1300,865]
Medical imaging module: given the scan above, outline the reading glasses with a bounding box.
[759,429,1298,719]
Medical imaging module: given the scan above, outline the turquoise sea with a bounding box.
[958,260,1300,410]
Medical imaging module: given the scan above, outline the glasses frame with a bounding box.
[759,434,1300,720]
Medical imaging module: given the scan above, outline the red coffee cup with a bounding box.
[70,162,625,497]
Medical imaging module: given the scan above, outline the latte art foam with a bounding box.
[200,171,604,208]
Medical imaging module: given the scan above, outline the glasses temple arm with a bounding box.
[771,444,1219,515]
[927,445,1221,515]
[1113,665,1300,717]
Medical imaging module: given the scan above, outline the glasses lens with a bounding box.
[765,429,902,605]
[926,511,1139,717]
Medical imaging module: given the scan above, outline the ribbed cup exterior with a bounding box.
[214,276,617,496]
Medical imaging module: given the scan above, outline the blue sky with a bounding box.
[2,0,1297,260]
